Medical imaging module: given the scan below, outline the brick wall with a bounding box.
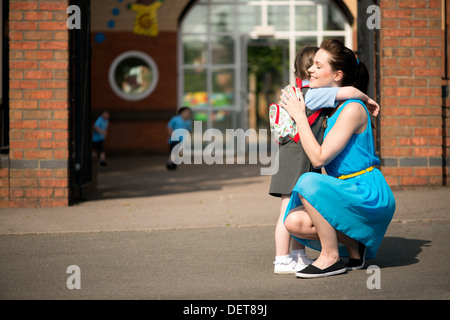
[91,31,178,154]
[445,79,449,185]
[7,0,70,207]
[2,0,448,208]
[379,0,447,187]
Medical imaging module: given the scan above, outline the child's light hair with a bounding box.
[294,46,319,80]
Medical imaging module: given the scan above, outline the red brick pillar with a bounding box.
[8,0,70,207]
[379,0,445,187]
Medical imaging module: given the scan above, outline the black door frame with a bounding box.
[1,0,9,153]
[69,0,93,203]
[357,0,381,155]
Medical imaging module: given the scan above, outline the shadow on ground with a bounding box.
[373,236,432,268]
[83,155,268,201]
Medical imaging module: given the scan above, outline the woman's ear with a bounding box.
[334,70,343,83]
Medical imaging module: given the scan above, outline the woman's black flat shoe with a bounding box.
[346,242,366,271]
[296,259,347,279]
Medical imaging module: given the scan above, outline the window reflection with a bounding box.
[193,110,208,123]
[212,69,234,107]
[323,4,346,30]
[238,4,261,33]
[210,5,234,33]
[295,5,317,31]
[212,110,232,133]
[211,36,234,65]
[115,59,152,95]
[182,5,207,33]
[181,0,351,131]
[268,5,289,32]
[183,35,208,65]
[109,51,158,101]
[183,68,208,108]
[296,37,317,52]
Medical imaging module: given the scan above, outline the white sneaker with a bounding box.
[274,257,298,274]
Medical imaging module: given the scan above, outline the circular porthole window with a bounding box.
[108,51,159,101]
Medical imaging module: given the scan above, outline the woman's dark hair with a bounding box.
[294,46,319,80]
[320,39,369,94]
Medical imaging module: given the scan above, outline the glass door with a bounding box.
[247,38,288,131]
[179,0,352,132]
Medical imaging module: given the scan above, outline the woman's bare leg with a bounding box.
[337,231,360,259]
[284,206,318,240]
[299,194,340,269]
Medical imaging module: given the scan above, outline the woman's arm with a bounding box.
[336,87,379,117]
[281,86,367,168]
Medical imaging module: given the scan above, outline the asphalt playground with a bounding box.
[0,155,449,302]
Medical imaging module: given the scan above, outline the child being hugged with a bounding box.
[269,46,379,274]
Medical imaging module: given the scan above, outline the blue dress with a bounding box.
[284,99,396,260]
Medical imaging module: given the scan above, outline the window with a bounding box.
[108,51,159,102]
[179,0,351,131]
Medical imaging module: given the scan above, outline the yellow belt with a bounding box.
[337,166,374,180]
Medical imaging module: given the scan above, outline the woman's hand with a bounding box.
[279,85,307,122]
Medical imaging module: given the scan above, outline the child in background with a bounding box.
[166,106,192,170]
[270,47,379,274]
[93,111,110,167]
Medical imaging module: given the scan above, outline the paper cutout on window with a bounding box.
[128,0,163,37]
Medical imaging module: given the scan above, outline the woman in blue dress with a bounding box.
[279,39,396,278]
